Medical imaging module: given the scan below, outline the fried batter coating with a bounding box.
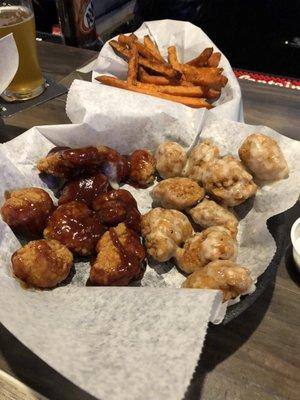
[141,208,193,262]
[202,155,257,206]
[151,177,205,210]
[184,140,220,183]
[37,146,130,182]
[1,187,54,236]
[11,239,73,288]
[182,260,252,301]
[129,150,155,186]
[59,173,110,207]
[93,189,141,233]
[90,223,145,286]
[238,133,289,181]
[155,141,186,179]
[189,198,238,237]
[175,226,237,274]
[44,201,105,255]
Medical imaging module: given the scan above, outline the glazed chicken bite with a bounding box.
[93,189,141,233]
[151,177,205,210]
[38,146,130,183]
[184,140,220,183]
[59,172,110,207]
[11,239,73,288]
[128,149,155,186]
[44,201,105,255]
[202,155,257,206]
[175,226,237,274]
[188,198,238,237]
[155,141,186,178]
[182,260,252,301]
[1,187,54,237]
[238,133,289,181]
[141,208,193,262]
[90,223,145,286]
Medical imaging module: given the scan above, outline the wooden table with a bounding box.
[0,41,299,400]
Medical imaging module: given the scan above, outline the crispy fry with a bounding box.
[96,76,212,109]
[144,35,165,62]
[139,67,179,85]
[135,81,204,98]
[139,57,181,79]
[109,40,130,60]
[139,67,196,88]
[167,46,183,72]
[205,88,221,99]
[207,52,221,67]
[127,43,138,84]
[117,33,137,46]
[118,34,163,62]
[187,47,213,66]
[185,72,227,88]
[110,40,181,79]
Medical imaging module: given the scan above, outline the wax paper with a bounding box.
[0,34,18,95]
[72,19,243,125]
[0,114,299,400]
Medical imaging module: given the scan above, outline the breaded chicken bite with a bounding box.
[182,260,252,301]
[184,140,220,183]
[38,146,130,183]
[44,201,105,255]
[93,189,141,233]
[202,155,257,206]
[175,226,237,274]
[1,187,54,237]
[189,198,238,237]
[151,177,205,210]
[141,208,193,262]
[59,173,110,207]
[90,223,145,286]
[11,239,73,288]
[238,133,289,181]
[155,141,186,178]
[129,149,155,187]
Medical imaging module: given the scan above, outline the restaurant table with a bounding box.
[0,41,299,400]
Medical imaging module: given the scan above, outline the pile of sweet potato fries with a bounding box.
[96,33,228,109]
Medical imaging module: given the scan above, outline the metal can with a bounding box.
[56,0,99,49]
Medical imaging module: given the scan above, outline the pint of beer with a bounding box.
[0,0,45,101]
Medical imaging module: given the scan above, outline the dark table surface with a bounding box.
[0,41,299,400]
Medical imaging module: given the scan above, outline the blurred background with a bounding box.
[33,0,300,78]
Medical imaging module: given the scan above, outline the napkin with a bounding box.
[0,34,19,95]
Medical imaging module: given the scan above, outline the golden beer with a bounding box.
[0,4,45,101]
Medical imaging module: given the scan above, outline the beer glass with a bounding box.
[0,0,45,101]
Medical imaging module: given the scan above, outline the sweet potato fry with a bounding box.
[135,81,204,97]
[207,52,221,67]
[127,43,138,84]
[187,47,213,66]
[118,33,137,46]
[139,57,181,79]
[205,88,221,99]
[110,40,180,79]
[96,76,212,109]
[139,67,195,87]
[139,67,179,85]
[185,71,228,88]
[144,35,165,62]
[118,34,163,62]
[167,46,183,73]
[109,40,130,60]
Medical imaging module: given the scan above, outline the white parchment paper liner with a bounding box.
[0,114,299,399]
[72,19,243,124]
[0,34,19,95]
